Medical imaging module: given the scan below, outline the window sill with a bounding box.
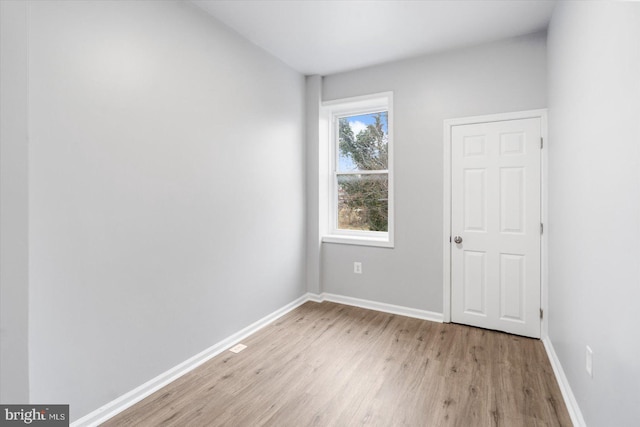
[322,235,394,248]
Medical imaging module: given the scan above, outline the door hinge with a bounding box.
[540,137,544,149]
[540,308,543,319]
[540,223,544,235]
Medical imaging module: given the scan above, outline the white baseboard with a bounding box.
[542,337,586,427]
[306,292,324,303]
[71,293,313,427]
[310,292,444,323]
[73,292,443,426]
[74,291,586,427]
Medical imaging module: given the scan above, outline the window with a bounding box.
[322,92,394,247]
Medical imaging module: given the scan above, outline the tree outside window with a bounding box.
[337,111,389,232]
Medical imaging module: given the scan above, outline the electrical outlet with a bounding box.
[354,262,362,274]
[586,345,593,377]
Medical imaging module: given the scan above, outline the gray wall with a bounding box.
[547,2,640,425]
[6,2,638,424]
[305,75,323,295]
[2,0,306,421]
[320,33,547,312]
[0,0,30,403]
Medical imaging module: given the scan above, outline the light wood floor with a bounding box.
[103,301,572,426]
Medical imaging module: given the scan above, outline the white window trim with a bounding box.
[321,92,394,248]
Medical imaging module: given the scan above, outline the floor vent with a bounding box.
[229,343,247,353]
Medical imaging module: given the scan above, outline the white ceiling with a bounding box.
[193,0,556,76]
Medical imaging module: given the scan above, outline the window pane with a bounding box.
[338,111,388,172]
[337,174,388,231]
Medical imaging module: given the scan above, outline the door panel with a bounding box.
[500,168,524,233]
[451,117,541,338]
[499,253,525,321]
[464,169,486,231]
[463,250,487,316]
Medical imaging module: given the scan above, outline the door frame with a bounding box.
[442,109,548,337]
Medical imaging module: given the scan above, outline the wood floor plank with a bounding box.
[102,301,572,427]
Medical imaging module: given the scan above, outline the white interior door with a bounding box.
[451,117,541,338]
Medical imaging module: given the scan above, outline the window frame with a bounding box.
[321,92,394,248]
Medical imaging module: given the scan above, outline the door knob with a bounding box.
[454,236,463,244]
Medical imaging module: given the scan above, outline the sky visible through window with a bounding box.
[339,112,388,171]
